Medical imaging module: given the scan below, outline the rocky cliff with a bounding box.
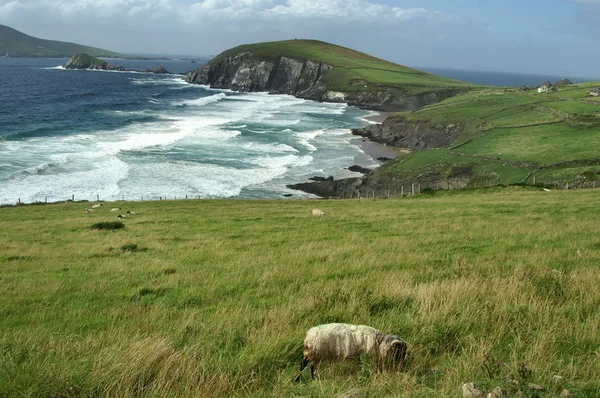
[185,51,459,111]
[351,115,466,151]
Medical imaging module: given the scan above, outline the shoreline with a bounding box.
[352,138,409,165]
[362,111,394,124]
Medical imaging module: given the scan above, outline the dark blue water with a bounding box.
[419,67,598,87]
[0,58,374,204]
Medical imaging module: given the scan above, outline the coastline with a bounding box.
[352,137,408,165]
[362,111,394,124]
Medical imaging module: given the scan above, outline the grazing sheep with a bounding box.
[126,210,136,215]
[92,204,101,209]
[312,208,325,217]
[111,207,121,212]
[84,208,94,213]
[117,214,126,219]
[295,323,407,381]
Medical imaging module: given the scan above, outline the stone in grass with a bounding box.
[560,389,572,397]
[487,386,505,398]
[462,382,483,398]
[526,382,545,391]
[552,374,564,382]
[336,389,361,398]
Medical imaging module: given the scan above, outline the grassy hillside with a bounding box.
[385,81,600,185]
[0,24,128,58]
[209,39,479,95]
[1,189,599,397]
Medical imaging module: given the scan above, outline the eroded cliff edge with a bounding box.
[184,51,460,112]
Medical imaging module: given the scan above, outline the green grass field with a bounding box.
[208,40,477,96]
[385,82,600,185]
[2,189,599,397]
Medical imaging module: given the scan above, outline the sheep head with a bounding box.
[391,339,407,363]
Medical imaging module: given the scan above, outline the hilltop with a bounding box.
[186,40,478,111]
[0,24,128,58]
[291,80,600,197]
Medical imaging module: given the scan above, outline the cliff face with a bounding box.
[185,52,459,111]
[351,115,465,151]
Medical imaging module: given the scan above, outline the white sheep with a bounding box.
[110,207,121,212]
[84,208,94,213]
[312,208,325,217]
[126,210,136,215]
[295,323,407,381]
[92,204,101,209]
[117,214,126,219]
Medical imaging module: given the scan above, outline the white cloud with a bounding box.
[0,0,484,64]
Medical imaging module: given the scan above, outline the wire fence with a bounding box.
[4,179,600,206]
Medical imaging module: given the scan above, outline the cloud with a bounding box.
[0,0,494,76]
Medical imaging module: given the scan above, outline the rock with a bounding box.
[309,176,327,182]
[65,53,125,71]
[526,383,545,391]
[184,49,459,112]
[462,382,483,398]
[351,115,464,151]
[348,165,372,174]
[144,65,170,74]
[336,389,360,398]
[552,374,564,382]
[487,387,504,398]
[377,157,392,162]
[283,194,293,197]
[560,389,572,397]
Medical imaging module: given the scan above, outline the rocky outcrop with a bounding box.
[287,161,476,198]
[351,115,467,150]
[65,53,125,71]
[144,65,170,74]
[185,51,459,111]
[65,54,172,74]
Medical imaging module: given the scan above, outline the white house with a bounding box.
[538,81,552,93]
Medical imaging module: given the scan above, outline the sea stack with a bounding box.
[64,53,125,71]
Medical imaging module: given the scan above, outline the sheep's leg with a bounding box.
[295,358,309,382]
[311,361,320,379]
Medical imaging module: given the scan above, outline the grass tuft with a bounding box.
[89,221,125,230]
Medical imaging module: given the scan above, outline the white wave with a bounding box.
[174,93,226,107]
[359,111,381,124]
[241,142,298,154]
[130,77,186,86]
[42,65,66,70]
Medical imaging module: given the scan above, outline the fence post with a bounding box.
[533,176,536,185]
[45,196,47,203]
[72,194,74,201]
[411,183,415,196]
[566,182,569,190]
[418,183,421,195]
[401,186,404,197]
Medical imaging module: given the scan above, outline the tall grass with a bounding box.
[1,188,599,397]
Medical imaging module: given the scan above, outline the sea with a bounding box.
[1,58,597,205]
[0,58,378,204]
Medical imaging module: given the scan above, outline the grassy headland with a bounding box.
[0,24,129,58]
[206,39,478,96]
[1,188,599,397]
[382,81,600,186]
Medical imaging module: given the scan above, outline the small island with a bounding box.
[64,53,171,74]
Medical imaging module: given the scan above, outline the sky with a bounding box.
[1,0,599,77]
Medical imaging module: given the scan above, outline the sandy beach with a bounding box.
[363,111,394,124]
[352,137,409,165]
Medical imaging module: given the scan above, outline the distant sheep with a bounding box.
[295,323,407,381]
[117,214,126,219]
[92,204,101,209]
[312,208,325,217]
[126,210,136,215]
[84,208,94,213]
[111,207,121,212]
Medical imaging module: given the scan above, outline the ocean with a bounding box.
[0,58,377,204]
[2,58,598,205]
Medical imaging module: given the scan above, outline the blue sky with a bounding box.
[1,0,599,77]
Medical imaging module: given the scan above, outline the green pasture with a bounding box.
[1,190,600,397]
